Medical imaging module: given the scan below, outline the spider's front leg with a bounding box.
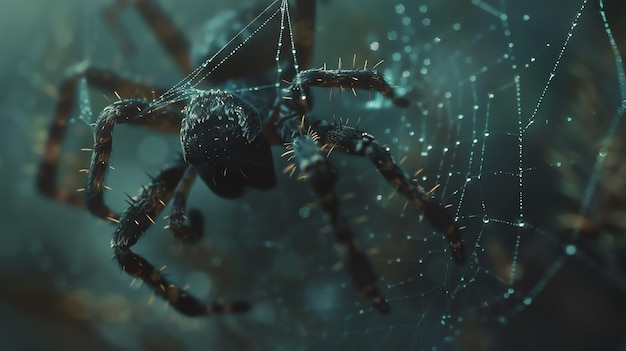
[36,66,177,211]
[87,99,203,243]
[289,131,390,313]
[284,67,409,115]
[312,120,465,263]
[112,159,249,316]
[86,99,183,221]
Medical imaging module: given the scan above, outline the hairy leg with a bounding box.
[85,99,183,221]
[112,159,249,316]
[37,65,177,209]
[289,132,390,313]
[312,120,465,263]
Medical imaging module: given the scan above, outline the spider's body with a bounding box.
[181,89,276,198]
[37,0,464,317]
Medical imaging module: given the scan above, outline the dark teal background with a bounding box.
[1,0,625,350]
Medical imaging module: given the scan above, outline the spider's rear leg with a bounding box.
[290,133,390,313]
[312,121,465,263]
[112,159,249,316]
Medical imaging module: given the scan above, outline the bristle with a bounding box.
[283,163,297,174]
[107,216,120,224]
[427,184,441,195]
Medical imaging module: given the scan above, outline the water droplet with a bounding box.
[299,207,311,218]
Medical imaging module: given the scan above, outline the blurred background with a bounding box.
[1,0,626,350]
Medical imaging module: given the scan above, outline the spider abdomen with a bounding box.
[181,90,276,198]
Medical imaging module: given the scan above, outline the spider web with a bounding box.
[3,0,626,350]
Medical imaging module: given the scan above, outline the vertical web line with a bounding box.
[508,74,522,287]
[513,0,626,313]
[572,0,626,240]
[524,1,588,131]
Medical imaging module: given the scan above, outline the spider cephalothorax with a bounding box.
[180,90,276,198]
[37,0,464,316]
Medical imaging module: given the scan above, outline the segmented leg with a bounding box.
[103,0,192,74]
[112,159,249,316]
[286,68,409,113]
[166,166,204,242]
[275,65,463,261]
[312,121,465,263]
[36,65,177,209]
[87,99,184,221]
[290,132,390,313]
[274,68,409,142]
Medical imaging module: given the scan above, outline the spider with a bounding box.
[37,0,464,316]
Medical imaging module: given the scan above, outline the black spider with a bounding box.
[37,0,464,316]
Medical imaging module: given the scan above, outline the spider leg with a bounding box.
[167,166,204,243]
[86,99,184,222]
[312,121,465,263]
[112,159,249,316]
[285,68,409,113]
[103,0,192,74]
[273,68,409,142]
[290,132,390,313]
[37,65,178,210]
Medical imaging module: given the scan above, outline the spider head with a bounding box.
[180,90,276,198]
